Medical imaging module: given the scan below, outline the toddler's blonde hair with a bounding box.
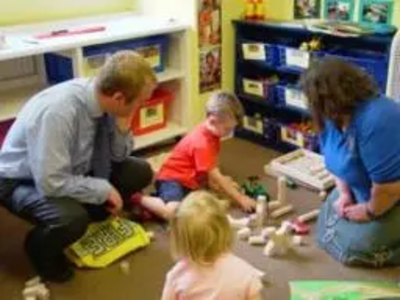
[170,191,233,266]
[206,91,244,124]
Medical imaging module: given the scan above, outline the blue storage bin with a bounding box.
[276,45,324,72]
[44,35,168,84]
[324,49,387,89]
[238,114,278,145]
[276,84,308,110]
[240,40,277,67]
[83,35,168,74]
[44,53,74,84]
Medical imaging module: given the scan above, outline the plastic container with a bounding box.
[44,35,169,84]
[276,84,308,110]
[82,35,168,75]
[131,88,174,136]
[241,76,277,103]
[276,45,324,71]
[240,40,277,66]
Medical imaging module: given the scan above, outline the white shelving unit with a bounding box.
[0,84,47,121]
[0,13,190,150]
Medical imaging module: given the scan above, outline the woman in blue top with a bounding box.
[300,58,400,267]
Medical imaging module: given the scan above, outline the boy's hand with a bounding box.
[238,195,256,213]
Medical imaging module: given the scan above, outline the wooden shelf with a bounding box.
[0,84,47,121]
[134,122,187,150]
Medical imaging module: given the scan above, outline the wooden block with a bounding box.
[25,276,41,288]
[120,261,130,275]
[319,191,327,200]
[22,284,46,298]
[36,286,50,300]
[271,205,294,219]
[147,231,155,240]
[267,200,281,210]
[263,241,276,257]
[277,177,287,204]
[292,235,306,246]
[237,227,251,240]
[227,214,250,229]
[248,235,266,246]
[261,227,276,238]
[297,209,320,223]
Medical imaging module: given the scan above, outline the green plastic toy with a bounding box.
[242,175,270,200]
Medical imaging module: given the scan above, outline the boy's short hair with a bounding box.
[95,50,157,104]
[206,91,244,124]
[170,191,233,266]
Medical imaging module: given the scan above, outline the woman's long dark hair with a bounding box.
[300,57,379,131]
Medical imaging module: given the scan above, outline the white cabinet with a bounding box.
[0,13,190,150]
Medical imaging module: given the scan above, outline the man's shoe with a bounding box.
[24,232,75,283]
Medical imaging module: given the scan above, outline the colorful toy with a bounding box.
[244,0,264,21]
[254,0,265,21]
[300,37,322,52]
[287,219,311,235]
[244,0,257,20]
[241,175,270,199]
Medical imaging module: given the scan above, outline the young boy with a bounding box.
[136,91,256,220]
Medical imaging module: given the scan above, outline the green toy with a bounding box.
[242,175,270,200]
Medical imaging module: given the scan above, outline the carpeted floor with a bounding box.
[0,138,398,300]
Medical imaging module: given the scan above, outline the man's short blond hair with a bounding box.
[206,91,244,124]
[170,191,233,266]
[95,50,157,104]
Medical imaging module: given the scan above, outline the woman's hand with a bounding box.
[344,203,370,223]
[334,193,353,217]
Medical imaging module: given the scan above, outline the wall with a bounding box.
[194,1,245,122]
[0,0,134,26]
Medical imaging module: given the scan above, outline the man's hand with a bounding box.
[334,193,353,217]
[106,187,123,215]
[344,203,370,223]
[238,195,256,213]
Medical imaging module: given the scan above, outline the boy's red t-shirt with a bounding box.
[156,123,220,189]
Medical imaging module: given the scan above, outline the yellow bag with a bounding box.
[65,217,150,268]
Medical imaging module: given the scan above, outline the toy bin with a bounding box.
[279,123,319,152]
[82,35,168,76]
[324,49,387,90]
[0,119,14,148]
[44,35,168,84]
[276,84,308,110]
[241,76,277,103]
[242,113,265,136]
[276,45,324,71]
[240,40,277,66]
[131,88,174,136]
